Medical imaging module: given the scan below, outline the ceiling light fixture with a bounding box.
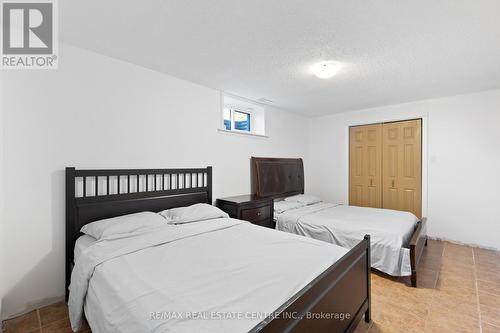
[311,61,341,79]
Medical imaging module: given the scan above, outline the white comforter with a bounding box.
[275,203,418,276]
[69,218,348,333]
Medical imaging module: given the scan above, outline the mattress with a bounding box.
[275,202,418,276]
[69,218,348,333]
[74,234,97,262]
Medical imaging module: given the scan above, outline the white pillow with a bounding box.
[159,203,228,224]
[284,194,321,206]
[81,211,165,239]
[274,200,304,213]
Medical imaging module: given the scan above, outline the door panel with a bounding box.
[382,119,422,218]
[349,126,365,207]
[385,188,399,210]
[355,147,363,176]
[403,144,414,177]
[367,146,377,176]
[349,124,382,208]
[367,186,378,207]
[352,185,363,205]
[403,189,416,213]
[387,145,398,177]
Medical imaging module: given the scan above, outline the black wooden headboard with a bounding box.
[65,166,212,300]
[251,157,304,199]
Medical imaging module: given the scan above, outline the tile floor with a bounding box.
[3,240,500,333]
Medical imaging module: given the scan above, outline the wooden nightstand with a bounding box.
[216,195,274,229]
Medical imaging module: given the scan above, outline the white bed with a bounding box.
[274,202,418,276]
[70,218,348,333]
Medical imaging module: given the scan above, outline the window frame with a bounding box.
[220,93,267,138]
[230,109,251,132]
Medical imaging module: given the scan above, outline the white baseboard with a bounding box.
[1,296,64,322]
[427,235,499,252]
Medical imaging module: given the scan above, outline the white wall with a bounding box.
[307,89,500,250]
[0,44,309,319]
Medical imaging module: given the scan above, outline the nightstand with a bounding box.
[216,195,274,229]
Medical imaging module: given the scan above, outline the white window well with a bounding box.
[220,94,266,137]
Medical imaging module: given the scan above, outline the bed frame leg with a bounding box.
[411,270,417,288]
[364,308,371,323]
[425,239,428,246]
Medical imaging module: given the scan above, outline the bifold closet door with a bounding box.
[349,124,382,208]
[382,119,422,218]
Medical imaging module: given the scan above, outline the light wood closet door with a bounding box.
[349,124,382,208]
[382,119,422,218]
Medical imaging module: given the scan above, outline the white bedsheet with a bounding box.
[69,218,348,333]
[74,235,97,263]
[275,203,418,276]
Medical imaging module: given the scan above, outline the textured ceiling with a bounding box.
[60,0,500,116]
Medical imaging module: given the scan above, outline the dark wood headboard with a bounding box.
[251,157,304,199]
[65,166,212,300]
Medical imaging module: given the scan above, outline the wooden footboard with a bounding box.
[251,235,371,333]
[409,217,427,287]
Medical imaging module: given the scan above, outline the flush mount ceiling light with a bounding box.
[311,61,341,79]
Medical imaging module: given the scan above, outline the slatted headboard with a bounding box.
[251,157,304,199]
[65,166,212,300]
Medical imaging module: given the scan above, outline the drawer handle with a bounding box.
[257,211,261,216]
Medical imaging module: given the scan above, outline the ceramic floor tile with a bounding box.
[414,270,438,289]
[419,257,442,271]
[481,304,500,328]
[475,263,500,276]
[436,274,476,292]
[425,321,480,333]
[439,266,476,282]
[443,243,473,257]
[475,260,500,274]
[426,239,444,250]
[441,253,470,266]
[477,270,500,285]
[3,311,40,333]
[473,247,500,259]
[478,279,500,296]
[39,302,68,327]
[368,322,400,333]
[431,291,480,315]
[40,318,72,333]
[482,323,500,333]
[479,291,500,309]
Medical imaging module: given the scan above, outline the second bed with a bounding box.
[252,157,428,287]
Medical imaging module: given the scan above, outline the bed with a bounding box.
[65,166,371,333]
[251,157,428,287]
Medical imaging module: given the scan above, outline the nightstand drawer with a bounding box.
[216,195,274,229]
[252,218,275,229]
[241,205,271,222]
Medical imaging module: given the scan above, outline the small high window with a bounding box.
[221,94,266,137]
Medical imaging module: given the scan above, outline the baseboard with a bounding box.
[1,296,64,322]
[427,235,499,252]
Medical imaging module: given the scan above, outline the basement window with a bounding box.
[223,108,251,132]
[220,94,266,137]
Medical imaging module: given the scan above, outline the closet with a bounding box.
[349,119,422,218]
